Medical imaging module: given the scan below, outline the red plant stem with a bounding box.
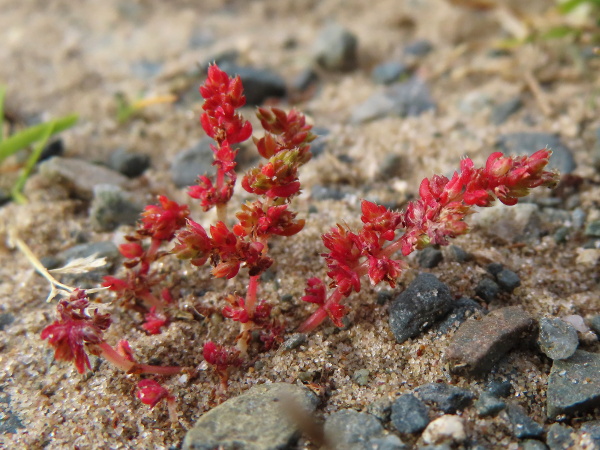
[298,238,404,333]
[140,291,165,312]
[245,275,260,318]
[98,342,182,375]
[216,161,228,222]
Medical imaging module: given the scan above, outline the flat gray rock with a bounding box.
[445,306,536,375]
[547,350,600,419]
[38,157,129,200]
[537,317,579,360]
[182,383,319,450]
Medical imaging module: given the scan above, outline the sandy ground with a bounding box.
[0,0,599,448]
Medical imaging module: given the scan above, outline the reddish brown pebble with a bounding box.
[445,306,536,375]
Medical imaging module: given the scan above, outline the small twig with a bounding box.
[524,70,552,117]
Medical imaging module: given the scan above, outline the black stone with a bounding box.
[475,392,506,417]
[413,383,474,414]
[495,269,521,292]
[434,297,483,335]
[475,278,500,302]
[505,404,545,439]
[388,273,454,343]
[391,394,430,434]
[108,148,150,178]
[417,247,443,269]
[216,62,287,105]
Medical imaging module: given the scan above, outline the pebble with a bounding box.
[371,61,409,85]
[0,388,24,434]
[182,383,319,450]
[537,317,579,360]
[475,392,506,417]
[367,434,408,450]
[434,297,483,335]
[280,333,307,351]
[571,208,586,230]
[444,245,471,263]
[505,404,545,439]
[485,380,512,398]
[546,350,600,419]
[496,132,576,174]
[377,153,404,179]
[417,247,443,269]
[39,138,65,162]
[89,184,142,231]
[580,421,600,447]
[469,202,542,244]
[107,148,150,178]
[59,241,119,266]
[323,409,393,450]
[445,306,536,375]
[590,315,600,336]
[311,23,358,71]
[475,277,500,302]
[421,415,466,446]
[218,62,287,105]
[413,383,473,414]
[353,369,370,386]
[490,97,522,125]
[585,220,600,237]
[350,77,435,124]
[546,423,575,450]
[292,68,319,92]
[311,184,345,201]
[391,393,430,434]
[171,138,214,188]
[38,157,129,200]
[521,440,548,450]
[0,313,15,331]
[388,273,453,344]
[403,39,433,57]
[309,127,330,158]
[367,397,393,422]
[486,262,504,276]
[495,268,521,292]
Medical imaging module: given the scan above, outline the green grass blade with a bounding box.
[11,121,55,204]
[0,113,78,164]
[0,85,5,142]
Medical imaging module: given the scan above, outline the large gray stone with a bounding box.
[182,383,319,450]
[547,350,600,419]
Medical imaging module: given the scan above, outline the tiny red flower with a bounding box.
[119,242,144,259]
[41,289,111,374]
[141,195,190,241]
[136,379,171,409]
[302,277,327,305]
[142,307,169,334]
[202,341,242,372]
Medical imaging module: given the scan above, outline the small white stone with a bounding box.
[422,415,466,445]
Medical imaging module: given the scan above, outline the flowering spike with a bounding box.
[141,195,190,242]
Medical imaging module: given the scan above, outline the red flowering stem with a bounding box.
[245,275,260,318]
[97,342,182,375]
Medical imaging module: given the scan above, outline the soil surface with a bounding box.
[0,1,599,449]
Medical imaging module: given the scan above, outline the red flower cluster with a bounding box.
[41,289,111,373]
[190,64,253,213]
[300,150,559,332]
[136,379,173,409]
[141,195,190,242]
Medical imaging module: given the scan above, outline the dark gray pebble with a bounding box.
[404,39,433,57]
[351,77,435,124]
[311,185,345,201]
[372,61,409,85]
[388,273,453,344]
[490,97,522,125]
[475,278,500,302]
[0,388,24,434]
[580,421,600,447]
[546,423,575,450]
[496,269,521,292]
[170,138,213,188]
[0,313,15,331]
[445,245,471,263]
[218,62,287,105]
[505,404,545,439]
[417,247,443,269]
[486,262,504,276]
[521,440,548,450]
[292,68,319,92]
[324,409,388,450]
[413,383,474,414]
[537,317,579,360]
[585,220,600,238]
[590,315,600,335]
[311,23,358,72]
[280,333,307,351]
[475,392,506,417]
[485,380,512,398]
[108,148,150,178]
[89,184,142,231]
[434,297,483,335]
[547,350,600,419]
[391,393,430,434]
